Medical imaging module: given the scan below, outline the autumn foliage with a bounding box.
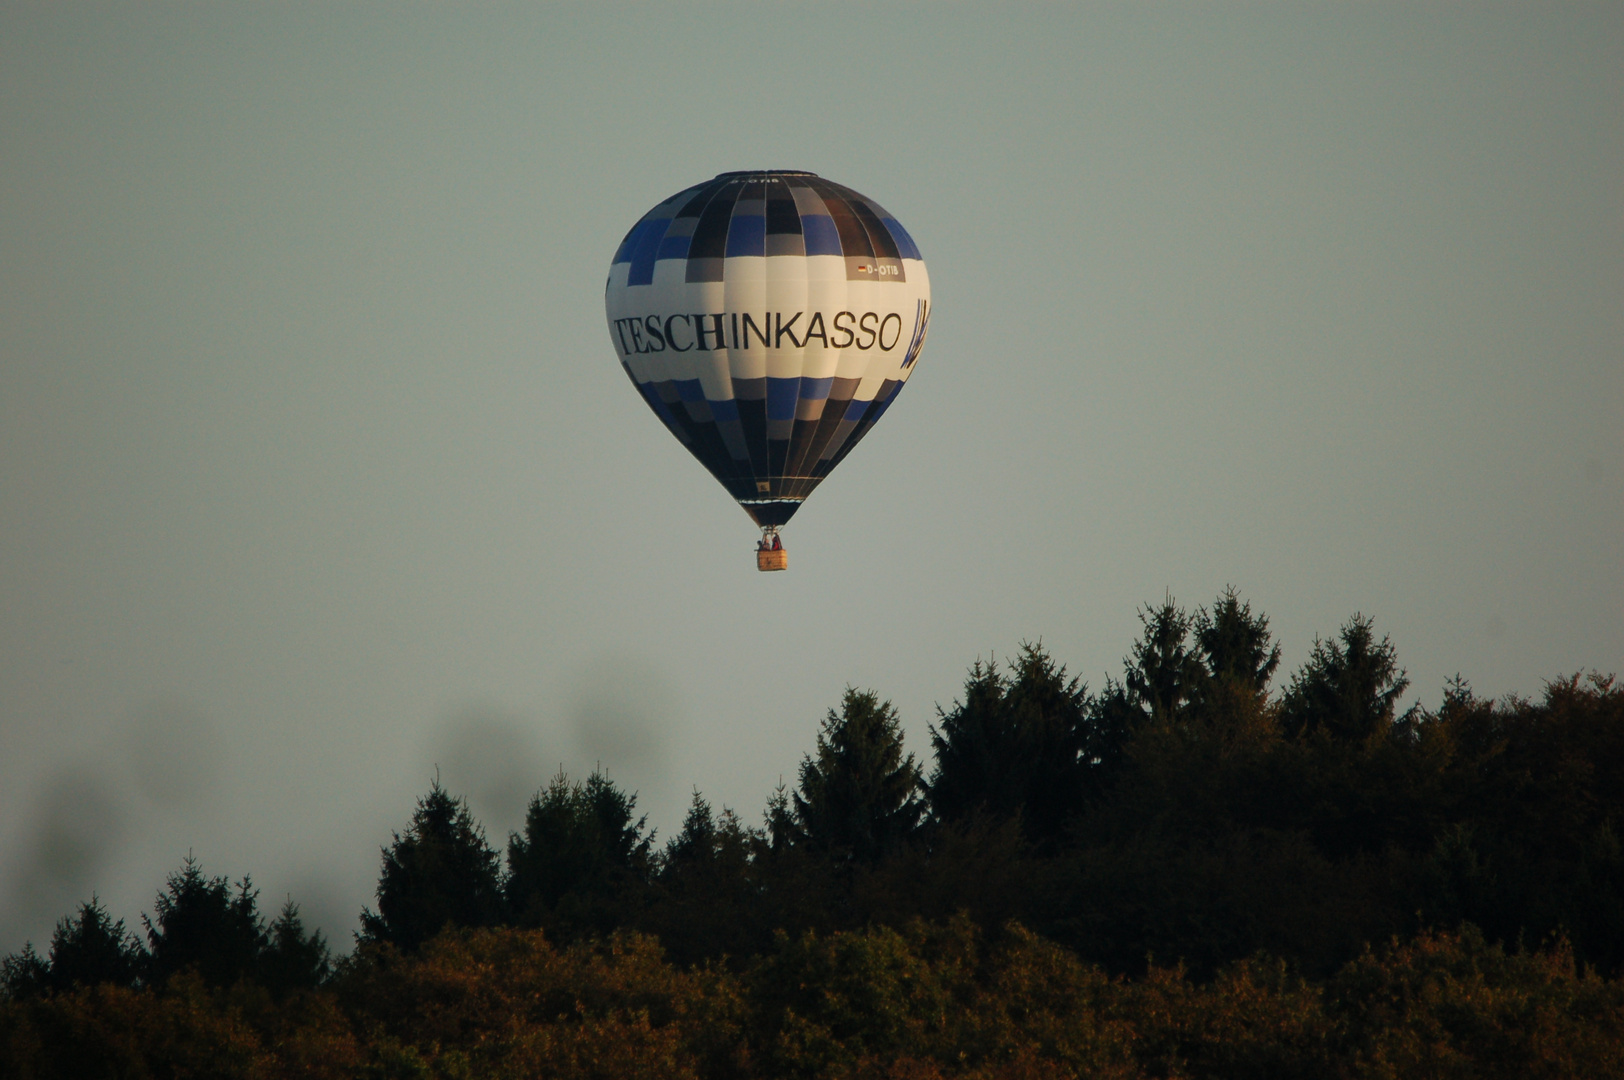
[5,593,1624,1076]
[6,921,1624,1078]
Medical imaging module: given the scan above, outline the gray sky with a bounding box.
[3,3,1620,951]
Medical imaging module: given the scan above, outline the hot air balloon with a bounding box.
[605,171,930,570]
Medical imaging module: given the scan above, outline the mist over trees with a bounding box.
[6,591,1624,1077]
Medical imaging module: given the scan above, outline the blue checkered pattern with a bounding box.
[606,171,930,528]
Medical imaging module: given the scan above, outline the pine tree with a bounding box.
[644,790,763,964]
[143,857,266,987]
[360,780,505,951]
[0,945,47,1000]
[1,896,144,998]
[764,779,796,854]
[664,789,718,867]
[927,645,1095,845]
[926,659,1015,821]
[1124,596,1204,723]
[260,899,331,995]
[50,896,145,991]
[1003,645,1095,838]
[505,767,651,937]
[1083,675,1142,784]
[1194,588,1281,698]
[1188,588,1282,737]
[1280,614,1410,743]
[659,790,754,886]
[794,688,923,864]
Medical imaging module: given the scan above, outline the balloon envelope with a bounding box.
[605,171,930,527]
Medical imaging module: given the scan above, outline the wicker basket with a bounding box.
[757,548,788,572]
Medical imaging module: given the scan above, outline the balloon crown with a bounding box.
[713,170,818,178]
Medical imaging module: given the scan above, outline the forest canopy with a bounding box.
[6,591,1623,1078]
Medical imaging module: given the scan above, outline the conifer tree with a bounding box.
[1194,588,1281,698]
[1280,615,1410,743]
[1003,645,1096,836]
[143,857,266,987]
[663,789,718,867]
[505,767,652,935]
[360,780,505,951]
[1084,672,1142,760]
[260,899,331,995]
[1186,589,1282,738]
[0,896,144,998]
[1124,596,1204,723]
[764,779,796,854]
[658,790,754,886]
[926,659,1014,821]
[927,645,1094,845]
[0,945,47,1000]
[794,688,923,864]
[642,790,764,963]
[1066,601,1210,815]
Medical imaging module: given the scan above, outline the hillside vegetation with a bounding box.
[6,592,1623,1077]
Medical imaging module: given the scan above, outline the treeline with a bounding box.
[7,921,1623,1078]
[5,591,1624,1077]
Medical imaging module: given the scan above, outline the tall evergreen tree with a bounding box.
[259,899,331,995]
[926,659,1016,822]
[763,779,796,854]
[663,789,721,869]
[1080,598,1203,765]
[1194,588,1281,698]
[1280,615,1410,743]
[360,780,505,951]
[643,790,764,964]
[1,896,144,998]
[143,857,266,987]
[1004,645,1096,833]
[1083,675,1143,778]
[927,645,1094,845]
[0,945,48,1001]
[505,768,652,936]
[1186,588,1283,738]
[794,688,923,864]
[1124,596,1204,723]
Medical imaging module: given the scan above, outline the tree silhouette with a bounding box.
[794,688,923,864]
[927,645,1095,845]
[260,899,331,995]
[1124,596,1204,724]
[926,659,1015,820]
[1083,676,1142,775]
[143,857,265,987]
[763,779,796,854]
[1,896,143,998]
[663,789,727,869]
[642,790,764,964]
[360,780,505,951]
[1281,614,1410,743]
[1182,588,1283,740]
[505,768,652,938]
[1073,600,1210,806]
[10,591,1624,1017]
[1194,588,1281,699]
[0,946,47,1000]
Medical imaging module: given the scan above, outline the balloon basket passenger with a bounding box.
[756,528,787,572]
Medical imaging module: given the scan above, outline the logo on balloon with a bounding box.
[610,310,906,357]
